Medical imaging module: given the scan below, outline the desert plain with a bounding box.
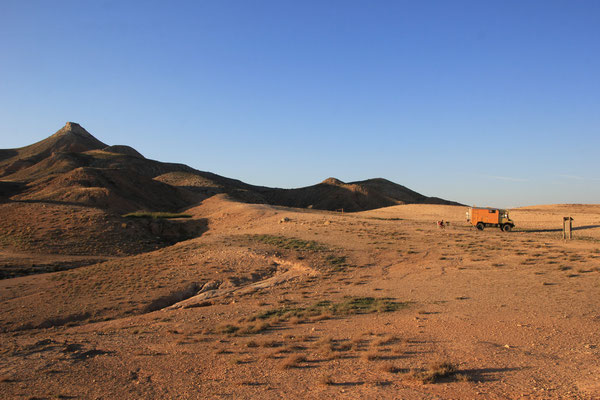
[1,125,600,399]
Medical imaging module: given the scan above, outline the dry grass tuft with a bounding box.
[216,321,270,336]
[374,334,401,346]
[238,321,270,335]
[310,312,333,322]
[455,373,472,382]
[286,344,307,352]
[216,324,240,335]
[333,342,353,352]
[261,339,282,348]
[262,350,280,360]
[288,316,306,324]
[351,337,366,348]
[406,361,461,384]
[281,354,307,369]
[380,363,404,373]
[319,374,335,386]
[363,350,383,361]
[317,336,334,347]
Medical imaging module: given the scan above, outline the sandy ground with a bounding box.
[1,196,599,399]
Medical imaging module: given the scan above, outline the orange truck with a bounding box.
[467,207,515,232]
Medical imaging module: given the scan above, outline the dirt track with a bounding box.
[1,196,599,399]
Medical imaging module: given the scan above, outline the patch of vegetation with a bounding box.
[214,321,271,336]
[251,234,327,251]
[0,232,31,249]
[122,211,192,219]
[323,254,353,271]
[251,297,408,323]
[406,361,468,384]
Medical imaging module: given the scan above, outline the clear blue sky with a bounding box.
[1,0,598,207]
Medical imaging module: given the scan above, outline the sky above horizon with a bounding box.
[1,0,598,208]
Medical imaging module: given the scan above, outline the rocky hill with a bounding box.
[1,122,460,214]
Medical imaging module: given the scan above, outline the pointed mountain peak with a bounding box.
[44,122,107,153]
[54,122,95,138]
[64,121,83,131]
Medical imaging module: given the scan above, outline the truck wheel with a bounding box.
[502,224,512,232]
[476,222,484,230]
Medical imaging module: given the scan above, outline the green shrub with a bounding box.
[122,211,192,219]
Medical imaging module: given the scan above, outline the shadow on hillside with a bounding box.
[141,217,209,245]
[179,185,224,197]
[522,225,600,233]
[0,149,18,162]
[144,282,201,312]
[255,184,393,212]
[0,181,27,199]
[0,258,107,280]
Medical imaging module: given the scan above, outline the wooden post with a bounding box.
[563,217,573,240]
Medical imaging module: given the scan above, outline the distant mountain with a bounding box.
[251,177,462,212]
[0,122,461,213]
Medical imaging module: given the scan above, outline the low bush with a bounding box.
[122,211,192,219]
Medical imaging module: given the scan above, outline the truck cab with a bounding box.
[467,207,515,232]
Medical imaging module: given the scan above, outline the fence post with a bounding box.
[563,217,573,240]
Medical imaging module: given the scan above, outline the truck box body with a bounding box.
[469,208,501,224]
[467,207,515,231]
